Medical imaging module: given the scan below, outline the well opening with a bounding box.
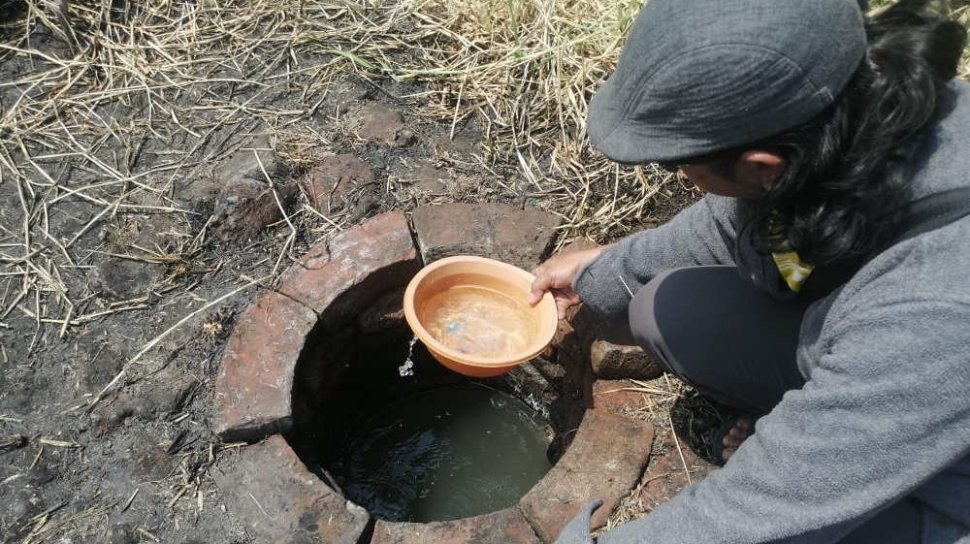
[287,268,591,524]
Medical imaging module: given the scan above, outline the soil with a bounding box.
[0,26,699,544]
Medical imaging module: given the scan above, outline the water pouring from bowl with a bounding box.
[403,256,559,377]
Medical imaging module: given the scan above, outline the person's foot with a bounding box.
[720,416,754,463]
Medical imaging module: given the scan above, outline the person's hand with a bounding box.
[528,246,605,318]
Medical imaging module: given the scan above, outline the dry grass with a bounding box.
[0,1,968,536]
[0,0,676,339]
[2,0,967,336]
[395,0,673,231]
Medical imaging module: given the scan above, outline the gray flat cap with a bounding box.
[588,0,867,163]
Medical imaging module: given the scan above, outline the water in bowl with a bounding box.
[421,285,536,359]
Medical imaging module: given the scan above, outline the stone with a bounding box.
[638,428,715,511]
[128,442,174,480]
[370,508,540,544]
[212,291,317,436]
[107,524,135,544]
[357,105,406,145]
[79,340,125,390]
[411,203,561,270]
[209,177,298,242]
[303,154,376,216]
[217,136,290,185]
[213,435,368,544]
[592,380,647,417]
[505,362,558,413]
[589,340,663,380]
[95,257,158,300]
[435,120,482,155]
[90,393,137,437]
[400,163,450,194]
[570,305,663,380]
[176,176,223,214]
[275,211,418,322]
[537,311,594,437]
[519,410,654,542]
[143,375,200,416]
[394,128,417,147]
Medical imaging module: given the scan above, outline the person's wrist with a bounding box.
[571,246,605,289]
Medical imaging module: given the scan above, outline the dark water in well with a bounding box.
[322,384,552,522]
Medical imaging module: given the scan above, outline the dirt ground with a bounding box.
[0,6,701,542]
[8,1,965,542]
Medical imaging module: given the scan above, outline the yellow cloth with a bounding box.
[767,212,814,292]
[772,250,815,292]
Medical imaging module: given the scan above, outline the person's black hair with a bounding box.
[723,0,966,265]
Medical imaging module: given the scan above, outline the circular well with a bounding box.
[287,266,588,524]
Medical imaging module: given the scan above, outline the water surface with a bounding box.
[323,384,551,522]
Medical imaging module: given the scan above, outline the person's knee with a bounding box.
[628,271,677,375]
[627,266,805,413]
[627,266,745,387]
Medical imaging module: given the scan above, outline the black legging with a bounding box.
[628,265,809,415]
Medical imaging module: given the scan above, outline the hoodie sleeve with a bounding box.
[556,288,970,543]
[573,194,744,319]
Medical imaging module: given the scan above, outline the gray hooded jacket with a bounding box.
[557,81,970,543]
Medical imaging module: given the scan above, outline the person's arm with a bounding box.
[573,194,746,319]
[557,290,970,543]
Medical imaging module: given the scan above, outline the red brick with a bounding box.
[569,306,663,380]
[212,291,317,435]
[357,105,406,145]
[411,203,561,271]
[592,380,647,416]
[275,211,418,320]
[210,177,298,242]
[519,410,654,542]
[213,435,368,544]
[400,163,451,194]
[214,212,417,435]
[590,339,663,380]
[370,508,539,544]
[638,428,715,511]
[304,153,375,213]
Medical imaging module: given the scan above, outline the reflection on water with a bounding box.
[324,384,551,522]
[422,286,535,358]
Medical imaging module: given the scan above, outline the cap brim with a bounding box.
[587,77,720,165]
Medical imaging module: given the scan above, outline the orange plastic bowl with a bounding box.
[403,255,558,377]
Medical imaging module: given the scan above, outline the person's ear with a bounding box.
[737,150,785,189]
